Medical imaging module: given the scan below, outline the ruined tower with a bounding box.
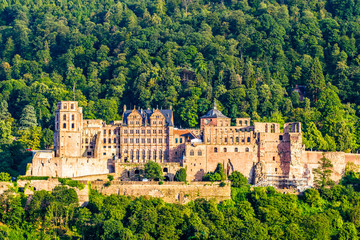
[54,101,83,157]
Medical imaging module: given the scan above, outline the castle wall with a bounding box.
[90,181,231,204]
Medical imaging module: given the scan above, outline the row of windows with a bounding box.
[124,138,164,144]
[175,138,183,144]
[123,129,163,134]
[207,137,251,143]
[122,149,167,160]
[62,103,75,110]
[58,123,75,129]
[189,150,202,156]
[129,120,163,125]
[214,147,249,153]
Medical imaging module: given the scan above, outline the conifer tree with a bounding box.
[307,58,325,101]
[0,101,11,120]
[19,105,37,130]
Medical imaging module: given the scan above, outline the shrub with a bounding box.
[58,178,85,190]
[107,175,114,181]
[174,168,187,182]
[0,172,11,182]
[18,176,49,181]
[219,182,226,187]
[228,171,248,188]
[104,181,111,187]
[159,181,164,185]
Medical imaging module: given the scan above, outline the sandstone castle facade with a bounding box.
[27,101,360,187]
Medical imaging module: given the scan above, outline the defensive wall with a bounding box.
[4,178,231,205]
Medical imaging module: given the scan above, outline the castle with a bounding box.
[27,101,360,188]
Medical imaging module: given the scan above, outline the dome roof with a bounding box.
[201,102,229,118]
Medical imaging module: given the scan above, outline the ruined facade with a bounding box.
[27,101,360,187]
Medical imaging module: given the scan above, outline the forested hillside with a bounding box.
[1,0,360,174]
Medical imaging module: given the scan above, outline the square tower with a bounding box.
[54,101,83,157]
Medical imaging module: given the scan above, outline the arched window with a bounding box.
[235,148,238,152]
[154,150,157,160]
[109,130,111,135]
[108,138,111,144]
[72,114,75,120]
[63,123,66,129]
[163,168,168,172]
[245,147,249,152]
[148,150,151,160]
[224,148,227,152]
[136,150,139,160]
[198,150,202,156]
[247,137,250,142]
[245,120,248,125]
[190,150,194,156]
[239,120,242,125]
[214,147,218,153]
[63,114,66,121]
[135,169,140,174]
[159,150,163,160]
[71,123,75,129]
[71,104,74,109]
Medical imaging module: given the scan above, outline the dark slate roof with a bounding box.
[122,109,173,126]
[201,102,229,118]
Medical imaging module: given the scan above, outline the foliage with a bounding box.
[58,178,85,190]
[228,171,248,188]
[313,153,334,189]
[0,172,11,182]
[174,168,187,182]
[18,176,49,180]
[203,163,226,182]
[144,161,164,181]
[107,175,114,182]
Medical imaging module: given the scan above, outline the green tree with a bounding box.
[228,171,248,188]
[307,58,325,101]
[19,105,37,130]
[174,168,187,182]
[40,128,53,149]
[0,172,11,182]
[313,153,334,188]
[144,161,164,181]
[0,101,11,120]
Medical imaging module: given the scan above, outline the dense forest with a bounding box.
[1,169,360,239]
[1,0,360,174]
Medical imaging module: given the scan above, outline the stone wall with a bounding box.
[88,181,231,204]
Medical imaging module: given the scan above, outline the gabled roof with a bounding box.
[122,109,173,126]
[201,102,229,118]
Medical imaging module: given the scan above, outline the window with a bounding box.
[72,114,75,120]
[247,137,250,142]
[240,120,242,125]
[56,114,59,121]
[104,130,106,135]
[109,130,111,135]
[225,137,228,143]
[180,138,183,143]
[279,135,283,141]
[148,150,151,159]
[141,130,145,134]
[63,123,66,129]
[159,121,162,124]
[103,152,106,155]
[56,123,58,130]
[142,150,146,159]
[64,104,67,109]
[71,104,74,109]
[87,152,91,156]
[245,120,248,125]
[224,148,227,152]
[136,130,139,134]
[153,130,156,134]
[141,138,145,143]
[163,167,168,172]
[273,156,275,161]
[136,138,139,143]
[147,130,151,134]
[235,148,238,152]
[198,150,202,156]
[159,138,162,143]
[275,168,278,173]
[136,121,140,125]
[153,138,156,143]
[154,150,157,160]
[114,138,116,144]
[124,138,128,143]
[71,123,75,129]
[130,130,134,134]
[190,150,194,156]
[175,138,178,143]
[63,114,66,121]
[124,130,128,134]
[130,121,134,125]
[108,138,111,144]
[245,147,249,152]
[130,139,134,143]
[153,121,156,124]
[236,137,239,142]
[159,130,162,134]
[147,138,151,143]
[214,147,218,153]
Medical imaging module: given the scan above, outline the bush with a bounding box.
[0,172,11,182]
[18,176,49,181]
[107,175,114,181]
[58,178,85,190]
[159,181,164,185]
[219,182,226,187]
[104,181,111,187]
[228,171,248,188]
[174,168,187,182]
